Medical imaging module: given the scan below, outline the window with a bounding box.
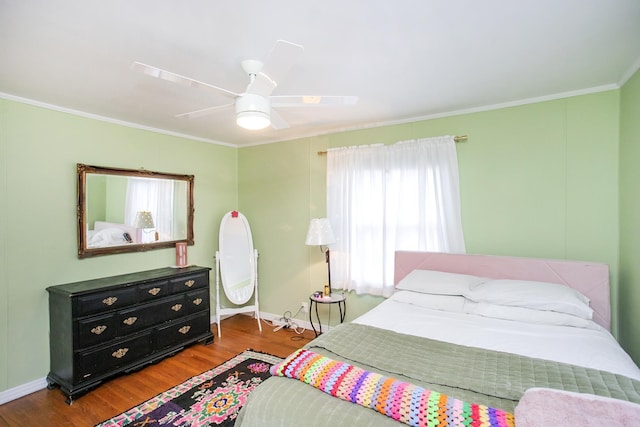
[327,136,466,297]
[125,177,175,242]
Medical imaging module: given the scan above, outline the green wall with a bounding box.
[104,175,128,224]
[2,77,639,397]
[86,174,107,227]
[0,99,238,393]
[238,90,624,348]
[619,68,640,365]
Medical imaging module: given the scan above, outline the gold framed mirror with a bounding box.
[77,164,194,258]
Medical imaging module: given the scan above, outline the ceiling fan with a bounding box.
[132,40,358,131]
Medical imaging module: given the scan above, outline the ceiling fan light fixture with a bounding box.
[236,94,271,130]
[236,111,270,130]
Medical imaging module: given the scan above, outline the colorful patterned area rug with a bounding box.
[95,350,282,427]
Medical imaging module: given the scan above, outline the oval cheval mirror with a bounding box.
[215,211,261,338]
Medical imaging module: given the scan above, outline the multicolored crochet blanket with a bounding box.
[271,349,515,427]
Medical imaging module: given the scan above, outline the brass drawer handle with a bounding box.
[112,348,129,359]
[102,296,118,306]
[192,298,203,306]
[178,325,191,334]
[122,316,138,326]
[171,304,183,312]
[91,325,107,335]
[148,287,161,296]
[184,279,195,287]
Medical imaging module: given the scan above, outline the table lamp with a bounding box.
[305,218,336,295]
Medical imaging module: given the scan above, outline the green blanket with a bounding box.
[236,323,640,426]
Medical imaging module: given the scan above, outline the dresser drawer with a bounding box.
[169,272,208,293]
[138,280,169,302]
[76,313,117,349]
[75,287,137,316]
[185,288,209,314]
[75,332,153,382]
[155,312,210,350]
[117,295,186,334]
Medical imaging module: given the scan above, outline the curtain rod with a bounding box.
[316,135,468,155]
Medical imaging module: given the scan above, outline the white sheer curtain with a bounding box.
[124,178,174,241]
[327,136,466,297]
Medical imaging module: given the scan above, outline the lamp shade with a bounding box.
[305,218,336,246]
[133,211,155,228]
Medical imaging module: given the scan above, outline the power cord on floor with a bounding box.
[261,306,307,336]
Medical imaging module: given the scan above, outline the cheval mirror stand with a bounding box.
[215,210,261,338]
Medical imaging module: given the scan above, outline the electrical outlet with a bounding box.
[301,301,309,313]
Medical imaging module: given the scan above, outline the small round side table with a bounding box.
[309,292,346,337]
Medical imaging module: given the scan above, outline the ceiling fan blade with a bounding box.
[246,40,304,97]
[132,62,240,99]
[271,95,359,107]
[269,108,290,130]
[176,102,234,119]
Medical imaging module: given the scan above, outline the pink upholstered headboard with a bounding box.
[394,251,611,330]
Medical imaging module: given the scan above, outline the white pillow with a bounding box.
[390,290,466,312]
[87,227,128,247]
[396,269,487,295]
[463,301,601,330]
[94,221,138,242]
[466,279,593,319]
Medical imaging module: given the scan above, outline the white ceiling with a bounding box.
[1,1,639,147]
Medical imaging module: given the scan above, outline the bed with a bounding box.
[236,251,640,426]
[87,221,137,247]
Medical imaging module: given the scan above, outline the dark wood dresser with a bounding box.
[46,266,214,403]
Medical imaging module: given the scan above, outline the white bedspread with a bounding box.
[353,298,640,380]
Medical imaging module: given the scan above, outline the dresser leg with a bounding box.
[46,377,58,390]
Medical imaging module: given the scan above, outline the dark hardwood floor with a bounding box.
[0,315,315,426]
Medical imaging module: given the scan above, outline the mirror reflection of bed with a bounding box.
[215,210,261,338]
[86,221,139,248]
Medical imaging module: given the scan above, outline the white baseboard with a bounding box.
[1,311,323,405]
[259,310,319,332]
[0,377,48,405]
